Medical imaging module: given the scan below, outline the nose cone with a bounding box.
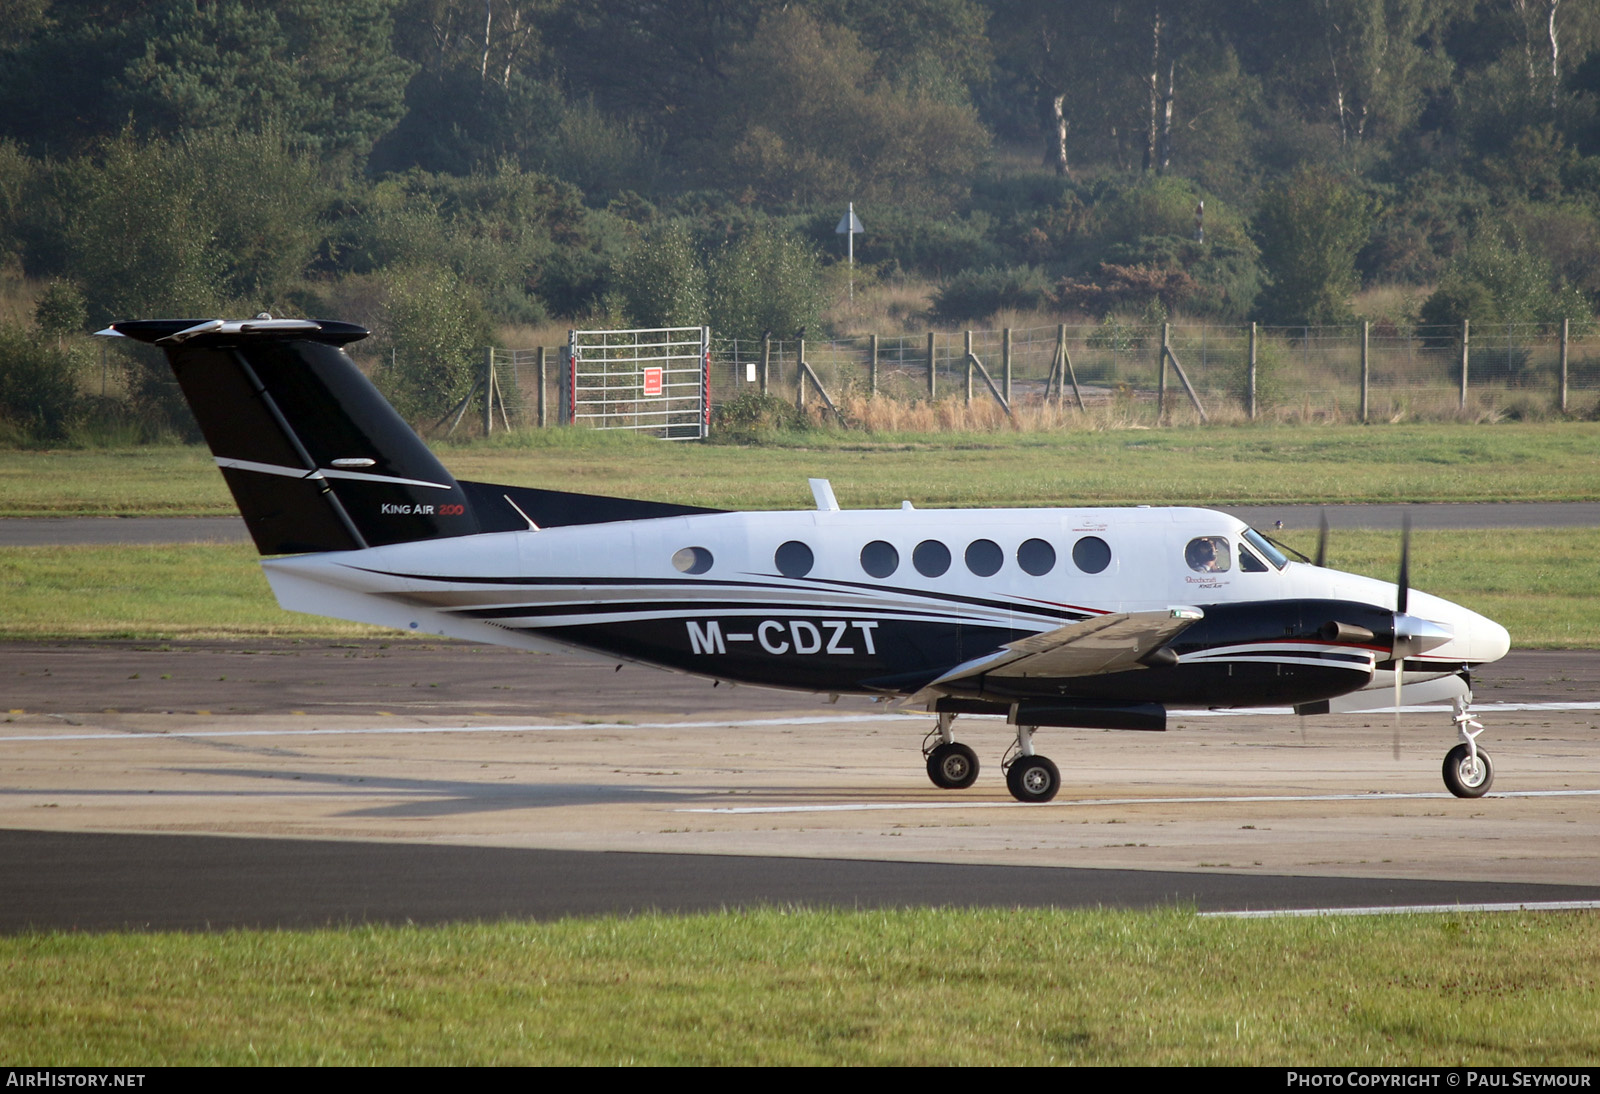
[1469,613,1512,665]
[1402,589,1510,666]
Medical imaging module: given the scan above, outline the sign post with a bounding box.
[835,203,864,303]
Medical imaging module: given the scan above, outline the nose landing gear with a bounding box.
[1442,696,1493,798]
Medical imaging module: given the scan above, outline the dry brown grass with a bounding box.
[816,379,1566,434]
[1353,282,1432,326]
[823,275,938,336]
[833,391,1165,433]
[496,320,576,349]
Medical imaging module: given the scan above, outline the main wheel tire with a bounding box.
[1005,755,1061,803]
[926,742,980,789]
[1442,743,1494,798]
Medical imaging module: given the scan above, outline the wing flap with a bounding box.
[927,607,1204,691]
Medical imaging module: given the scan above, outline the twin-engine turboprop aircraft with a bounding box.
[99,317,1512,803]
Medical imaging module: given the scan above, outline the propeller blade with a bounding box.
[1390,511,1416,759]
[1396,512,1411,617]
[1315,509,1329,567]
[1393,669,1402,760]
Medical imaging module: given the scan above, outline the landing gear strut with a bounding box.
[923,713,979,789]
[1442,696,1493,798]
[1002,724,1061,803]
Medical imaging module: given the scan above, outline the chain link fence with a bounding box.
[456,320,1599,434]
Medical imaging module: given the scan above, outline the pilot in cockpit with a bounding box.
[1185,536,1229,573]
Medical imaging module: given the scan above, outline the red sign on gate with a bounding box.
[642,367,664,397]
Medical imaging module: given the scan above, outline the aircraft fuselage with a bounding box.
[261,504,1509,717]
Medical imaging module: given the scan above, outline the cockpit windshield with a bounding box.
[1241,528,1288,570]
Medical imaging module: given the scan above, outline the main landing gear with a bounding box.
[1001,723,1060,803]
[1442,696,1494,798]
[923,713,980,789]
[921,714,1060,803]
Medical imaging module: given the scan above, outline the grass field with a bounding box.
[5,908,1598,1065]
[3,421,1599,516]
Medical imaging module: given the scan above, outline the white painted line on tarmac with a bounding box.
[1202,900,1600,918]
[2,699,1597,745]
[0,713,912,744]
[681,787,1600,814]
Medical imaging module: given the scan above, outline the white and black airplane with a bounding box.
[100,317,1512,803]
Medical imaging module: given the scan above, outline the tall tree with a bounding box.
[1254,167,1374,324]
[713,8,987,207]
[1226,0,1460,153]
[0,0,414,159]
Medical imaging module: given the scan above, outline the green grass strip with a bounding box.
[3,908,1597,1065]
[4,421,1600,516]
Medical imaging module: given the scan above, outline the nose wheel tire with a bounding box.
[926,742,980,790]
[1442,743,1494,798]
[1005,755,1061,803]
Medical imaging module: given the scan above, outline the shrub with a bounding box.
[1054,263,1197,317]
[931,265,1051,323]
[1253,168,1374,325]
[374,266,493,421]
[710,391,808,443]
[708,225,824,344]
[1419,232,1592,331]
[33,280,86,339]
[614,223,707,329]
[0,323,83,441]
[1226,335,1288,414]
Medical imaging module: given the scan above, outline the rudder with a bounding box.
[103,318,480,555]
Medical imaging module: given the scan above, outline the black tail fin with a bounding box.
[103,317,725,555]
[103,318,481,555]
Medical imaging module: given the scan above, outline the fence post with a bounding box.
[797,338,807,411]
[761,333,771,396]
[483,347,496,435]
[1360,321,1369,424]
[1061,325,1085,411]
[927,331,936,401]
[1003,327,1013,406]
[1460,319,1470,410]
[537,346,547,428]
[1560,318,1569,414]
[563,330,574,426]
[1163,333,1209,423]
[964,330,973,406]
[1158,323,1169,422]
[1051,324,1064,406]
[870,333,879,397]
[1247,322,1257,421]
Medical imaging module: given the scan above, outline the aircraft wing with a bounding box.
[923,607,1205,691]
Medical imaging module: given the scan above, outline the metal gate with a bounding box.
[565,326,711,440]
